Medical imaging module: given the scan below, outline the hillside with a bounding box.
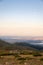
[0,39,10,49]
[13,42,43,50]
[0,39,43,50]
[0,40,35,50]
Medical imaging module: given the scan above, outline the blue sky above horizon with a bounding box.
[0,0,43,36]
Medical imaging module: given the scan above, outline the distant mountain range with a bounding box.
[1,39,42,44]
[0,36,43,40]
[0,36,43,50]
[0,36,43,43]
[0,39,43,50]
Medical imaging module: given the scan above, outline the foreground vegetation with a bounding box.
[0,50,43,65]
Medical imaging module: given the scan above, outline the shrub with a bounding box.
[17,57,26,60]
[33,53,42,57]
[40,58,43,61]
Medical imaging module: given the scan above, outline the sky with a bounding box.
[0,0,43,36]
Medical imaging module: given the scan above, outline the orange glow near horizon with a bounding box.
[0,25,43,36]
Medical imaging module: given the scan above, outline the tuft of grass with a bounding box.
[17,57,26,60]
[40,58,43,61]
[32,52,42,57]
[26,57,33,60]
[20,51,33,55]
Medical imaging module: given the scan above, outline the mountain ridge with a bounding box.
[0,39,43,50]
[0,36,43,40]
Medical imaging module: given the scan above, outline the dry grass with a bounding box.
[0,50,43,65]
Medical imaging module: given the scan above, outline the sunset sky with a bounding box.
[0,0,43,36]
